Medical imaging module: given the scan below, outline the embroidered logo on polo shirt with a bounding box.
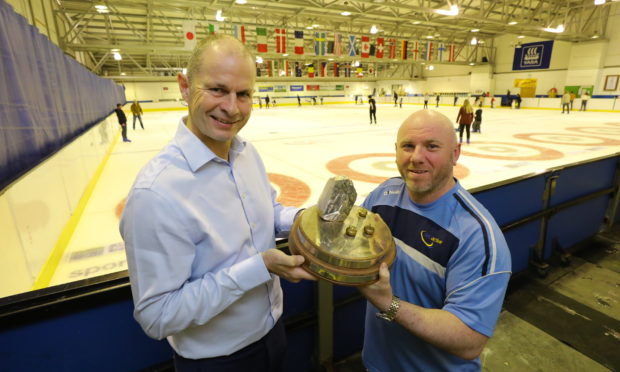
[420,230,443,247]
[383,189,400,196]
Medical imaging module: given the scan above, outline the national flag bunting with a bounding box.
[276,28,287,53]
[376,37,385,58]
[182,21,197,50]
[208,24,219,35]
[333,62,339,77]
[334,33,342,56]
[356,65,363,78]
[294,30,304,55]
[388,38,396,59]
[425,41,433,61]
[400,40,408,60]
[438,43,446,61]
[448,44,456,62]
[320,62,327,77]
[412,41,419,61]
[308,65,315,78]
[361,35,370,58]
[315,32,326,56]
[256,27,268,53]
[348,35,356,57]
[232,25,246,43]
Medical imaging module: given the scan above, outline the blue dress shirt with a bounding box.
[120,118,299,359]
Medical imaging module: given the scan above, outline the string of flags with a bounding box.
[181,21,463,62]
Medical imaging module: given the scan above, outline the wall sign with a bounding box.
[512,40,553,71]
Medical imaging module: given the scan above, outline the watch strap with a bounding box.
[375,295,400,322]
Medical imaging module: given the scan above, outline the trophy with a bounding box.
[288,176,396,286]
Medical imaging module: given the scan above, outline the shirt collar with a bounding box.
[175,116,247,172]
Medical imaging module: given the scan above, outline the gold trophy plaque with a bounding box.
[289,176,395,286]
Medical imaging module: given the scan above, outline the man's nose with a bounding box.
[221,93,240,115]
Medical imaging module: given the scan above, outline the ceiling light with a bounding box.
[428,65,434,70]
[412,21,421,24]
[182,68,187,75]
[113,52,122,61]
[283,53,289,57]
[471,29,479,32]
[306,26,313,29]
[470,37,477,45]
[256,56,263,64]
[370,25,378,34]
[235,0,247,4]
[594,0,606,4]
[591,34,600,39]
[469,62,475,66]
[341,11,351,16]
[120,72,126,76]
[328,58,334,61]
[544,24,564,33]
[426,35,434,39]
[215,10,225,21]
[517,35,525,39]
[95,4,109,13]
[312,24,320,28]
[508,21,518,25]
[435,4,458,16]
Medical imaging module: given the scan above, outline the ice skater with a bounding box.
[368,95,377,124]
[472,108,482,133]
[114,103,131,142]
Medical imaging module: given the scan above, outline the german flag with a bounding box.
[400,40,408,60]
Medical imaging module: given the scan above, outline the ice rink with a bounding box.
[48,102,620,285]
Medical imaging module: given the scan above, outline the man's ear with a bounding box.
[178,72,190,102]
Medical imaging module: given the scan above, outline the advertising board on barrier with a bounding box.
[290,85,304,91]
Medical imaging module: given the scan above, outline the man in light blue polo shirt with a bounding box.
[359,110,512,371]
[120,34,314,371]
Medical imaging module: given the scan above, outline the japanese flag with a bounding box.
[183,21,197,50]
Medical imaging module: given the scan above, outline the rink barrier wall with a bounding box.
[0,1,125,192]
[133,96,620,111]
[0,152,618,372]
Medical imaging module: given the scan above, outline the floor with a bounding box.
[49,102,620,286]
[332,224,620,372]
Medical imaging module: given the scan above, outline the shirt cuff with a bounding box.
[230,253,272,292]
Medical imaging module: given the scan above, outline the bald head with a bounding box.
[397,110,458,149]
[186,34,255,86]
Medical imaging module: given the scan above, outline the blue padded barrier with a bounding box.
[333,298,366,361]
[0,1,125,191]
[545,196,611,259]
[549,157,617,207]
[472,175,547,226]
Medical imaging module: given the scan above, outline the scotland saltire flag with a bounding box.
[348,35,356,57]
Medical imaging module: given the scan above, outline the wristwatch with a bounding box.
[375,295,400,322]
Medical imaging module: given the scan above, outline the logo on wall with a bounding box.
[512,40,553,71]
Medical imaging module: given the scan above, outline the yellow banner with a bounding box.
[514,78,537,88]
